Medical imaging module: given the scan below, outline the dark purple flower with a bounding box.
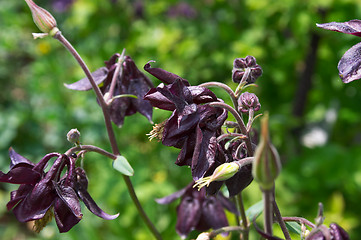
[65,54,153,127]
[144,62,228,180]
[1,149,118,233]
[306,223,349,240]
[238,92,261,113]
[317,20,361,83]
[232,56,262,84]
[156,181,238,239]
[205,141,253,197]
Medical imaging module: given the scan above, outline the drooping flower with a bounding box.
[65,54,153,127]
[144,62,227,180]
[156,181,238,239]
[0,148,118,233]
[317,20,361,83]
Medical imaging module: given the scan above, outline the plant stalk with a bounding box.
[54,32,162,240]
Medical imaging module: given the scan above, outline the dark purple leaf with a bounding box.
[64,67,108,91]
[317,20,361,37]
[338,42,361,83]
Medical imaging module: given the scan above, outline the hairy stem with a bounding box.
[54,32,162,240]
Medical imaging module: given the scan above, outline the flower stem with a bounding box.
[65,145,117,160]
[199,82,238,110]
[53,32,162,240]
[208,226,246,238]
[282,217,316,228]
[209,102,254,156]
[236,193,249,240]
[273,199,291,240]
[263,189,273,236]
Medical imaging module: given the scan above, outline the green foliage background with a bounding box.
[1,0,361,239]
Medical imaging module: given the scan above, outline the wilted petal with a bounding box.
[317,20,361,37]
[64,67,109,91]
[338,42,361,83]
[7,185,34,210]
[176,194,202,238]
[330,223,349,240]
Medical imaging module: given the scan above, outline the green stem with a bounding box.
[208,226,246,238]
[263,189,273,236]
[236,193,249,240]
[53,32,162,240]
[273,200,291,240]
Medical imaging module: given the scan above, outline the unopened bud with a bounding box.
[238,92,261,113]
[232,56,262,84]
[25,0,59,35]
[193,162,239,190]
[67,128,81,145]
[252,113,281,190]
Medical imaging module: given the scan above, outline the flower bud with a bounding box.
[67,128,81,145]
[25,0,58,35]
[252,113,281,190]
[193,162,239,190]
[232,56,263,84]
[238,92,261,113]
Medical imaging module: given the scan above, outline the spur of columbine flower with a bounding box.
[156,181,238,239]
[317,20,361,83]
[144,61,228,180]
[65,53,153,127]
[0,148,118,233]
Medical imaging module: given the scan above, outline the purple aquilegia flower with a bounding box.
[156,181,238,239]
[317,20,361,83]
[144,62,228,180]
[65,53,153,127]
[205,140,253,197]
[238,92,261,114]
[0,148,118,233]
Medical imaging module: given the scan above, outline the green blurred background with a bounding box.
[1,0,361,239]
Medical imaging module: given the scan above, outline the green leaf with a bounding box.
[246,200,264,221]
[113,155,134,176]
[285,221,302,235]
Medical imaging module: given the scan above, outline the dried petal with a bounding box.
[317,20,361,37]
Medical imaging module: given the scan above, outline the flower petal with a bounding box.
[64,67,109,91]
[0,166,41,184]
[176,194,202,238]
[54,197,82,233]
[196,196,228,233]
[144,61,188,85]
[9,147,34,169]
[75,168,118,220]
[317,20,361,37]
[338,42,361,83]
